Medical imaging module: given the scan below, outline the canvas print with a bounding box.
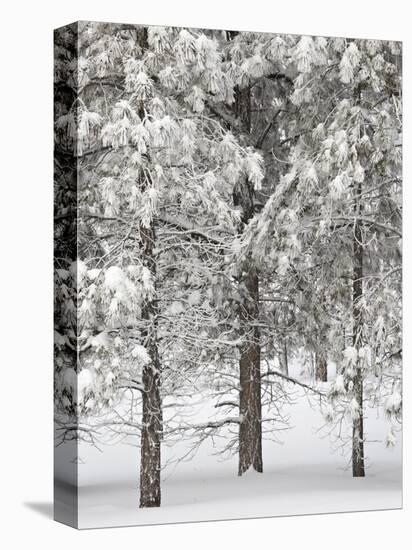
[54,21,402,529]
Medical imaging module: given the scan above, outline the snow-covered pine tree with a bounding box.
[241,36,402,475]
[184,30,315,475]
[226,31,264,476]
[54,26,402,517]
[54,22,268,506]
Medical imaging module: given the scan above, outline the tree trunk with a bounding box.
[281,339,289,376]
[136,54,162,503]
[139,219,162,507]
[234,85,263,475]
[140,351,162,507]
[352,180,365,478]
[315,352,327,382]
[238,265,263,475]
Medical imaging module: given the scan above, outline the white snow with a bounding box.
[334,374,345,394]
[90,331,111,350]
[385,391,402,417]
[343,346,357,365]
[74,369,402,529]
[131,344,151,365]
[87,268,101,281]
[78,369,94,396]
[104,266,125,292]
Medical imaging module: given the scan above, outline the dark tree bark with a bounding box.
[136,42,162,503]
[234,86,251,133]
[281,339,289,377]
[233,86,263,475]
[352,179,365,477]
[139,211,162,507]
[351,85,365,478]
[315,352,327,382]
[238,264,263,475]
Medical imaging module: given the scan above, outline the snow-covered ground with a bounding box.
[75,369,402,529]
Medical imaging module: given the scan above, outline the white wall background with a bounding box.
[1,0,410,547]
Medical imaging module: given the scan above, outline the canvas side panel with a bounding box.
[54,22,79,529]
